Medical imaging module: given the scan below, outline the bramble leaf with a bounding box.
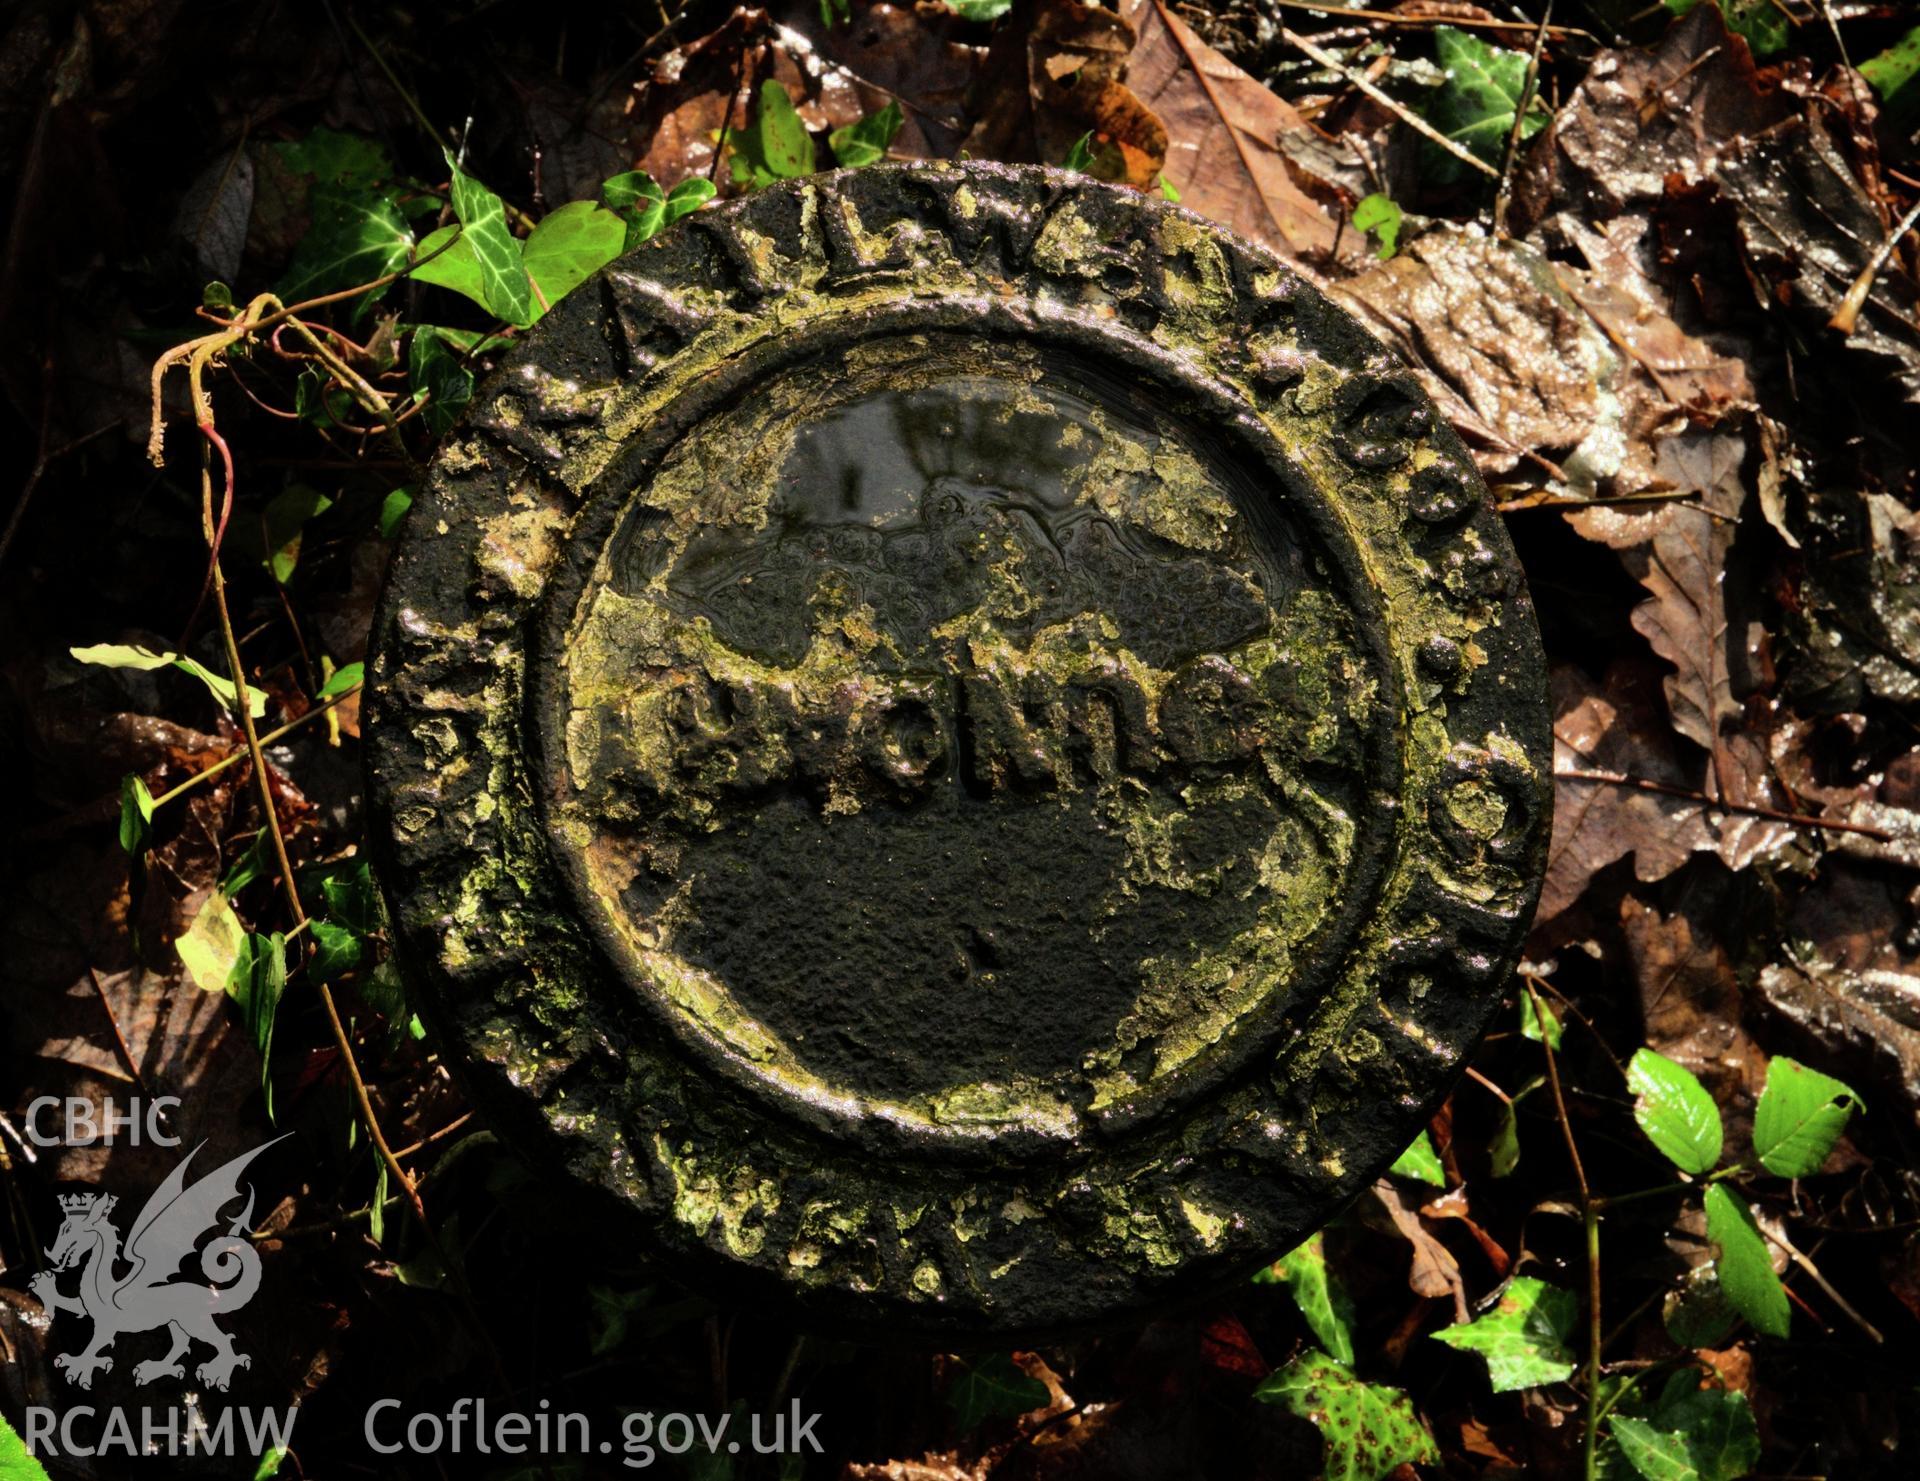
[730,81,817,189]
[1752,1057,1862,1178]
[1628,1048,1723,1174]
[1389,1129,1446,1186]
[178,891,247,994]
[262,484,333,585]
[1432,1276,1578,1392]
[0,1410,53,1481]
[1703,1184,1788,1338]
[947,1354,1049,1432]
[1256,1351,1438,1481]
[1861,26,1920,100]
[1663,0,1789,60]
[317,661,364,702]
[1271,1232,1356,1364]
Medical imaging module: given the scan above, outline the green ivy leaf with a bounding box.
[1432,1276,1578,1392]
[278,184,413,306]
[603,170,667,248]
[1271,1232,1356,1364]
[1612,1373,1761,1481]
[408,327,475,437]
[119,773,155,857]
[1752,1057,1862,1178]
[1351,193,1402,260]
[409,224,489,315]
[274,127,393,190]
[944,0,1014,19]
[228,931,286,1120]
[1256,1351,1438,1481]
[1520,988,1563,1048]
[1663,0,1790,60]
[820,0,851,25]
[1702,1184,1788,1338]
[442,151,534,325]
[520,200,627,314]
[1425,26,1547,180]
[665,177,717,223]
[588,1284,656,1355]
[321,860,381,935]
[1861,26,1920,100]
[1389,1129,1446,1186]
[947,1354,1049,1432]
[1491,1099,1522,1178]
[309,919,365,985]
[1627,1048,1723,1175]
[361,959,426,1044]
[830,101,904,169]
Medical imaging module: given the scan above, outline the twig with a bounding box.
[1762,1225,1884,1344]
[1554,767,1894,840]
[1268,0,1593,40]
[1281,26,1500,179]
[1829,196,1920,337]
[148,684,361,810]
[1493,1,1553,237]
[1528,979,1601,1481]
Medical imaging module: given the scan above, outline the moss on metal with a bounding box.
[364,163,1551,1337]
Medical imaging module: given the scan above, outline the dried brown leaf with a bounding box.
[1028,0,1165,188]
[1121,0,1346,265]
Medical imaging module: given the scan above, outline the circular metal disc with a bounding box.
[365,163,1551,1336]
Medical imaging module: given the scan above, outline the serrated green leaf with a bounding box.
[1521,987,1563,1048]
[1663,0,1790,60]
[442,151,534,325]
[1425,26,1547,180]
[944,0,1014,19]
[228,931,286,1119]
[278,184,413,305]
[1612,1374,1760,1481]
[408,327,475,437]
[1628,1048,1723,1174]
[178,891,247,993]
[1389,1129,1446,1186]
[1861,26,1920,100]
[1662,1265,1739,1351]
[1702,1184,1788,1337]
[1352,193,1402,260]
[1432,1276,1578,1392]
[1272,1232,1356,1364]
[119,773,155,857]
[521,201,627,315]
[947,1354,1049,1432]
[830,101,904,169]
[1753,1057,1862,1178]
[262,483,333,584]
[1255,1351,1438,1481]
[317,661,364,702]
[0,1410,53,1481]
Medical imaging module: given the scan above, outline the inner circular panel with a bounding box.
[543,331,1391,1147]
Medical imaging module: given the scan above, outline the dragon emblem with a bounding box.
[28,1136,287,1391]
